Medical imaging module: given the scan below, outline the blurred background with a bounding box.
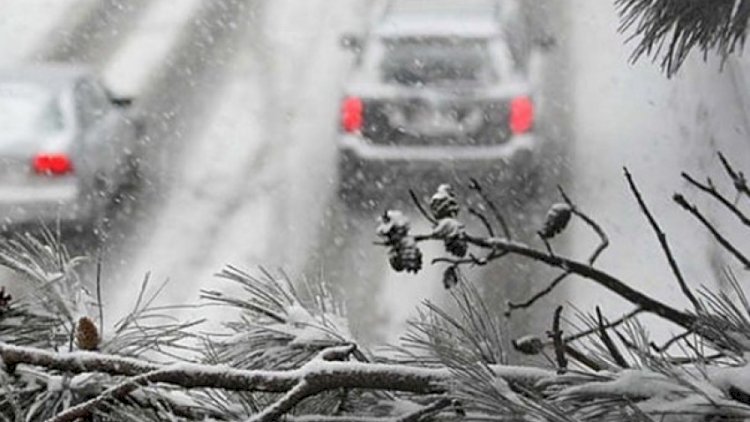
[0,0,747,352]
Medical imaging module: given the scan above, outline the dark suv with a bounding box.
[337,0,543,205]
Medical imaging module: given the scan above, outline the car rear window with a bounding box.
[0,83,64,136]
[380,38,495,86]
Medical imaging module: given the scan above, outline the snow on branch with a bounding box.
[0,340,556,421]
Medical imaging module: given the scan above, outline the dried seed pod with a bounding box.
[512,335,544,355]
[430,184,459,220]
[75,316,101,351]
[539,203,572,239]
[442,266,460,289]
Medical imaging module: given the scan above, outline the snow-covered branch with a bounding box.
[0,341,557,420]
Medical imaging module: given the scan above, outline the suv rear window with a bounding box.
[380,38,495,86]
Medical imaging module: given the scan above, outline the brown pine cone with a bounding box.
[75,316,101,351]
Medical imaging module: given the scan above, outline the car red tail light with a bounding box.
[341,96,363,133]
[510,96,534,134]
[33,153,73,175]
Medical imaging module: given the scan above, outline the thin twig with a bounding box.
[674,193,750,269]
[596,307,629,368]
[558,186,610,264]
[47,368,167,422]
[624,167,702,311]
[682,172,750,227]
[718,151,750,198]
[508,271,571,312]
[562,307,644,344]
[396,397,452,422]
[468,207,495,237]
[468,178,512,240]
[431,250,508,266]
[409,189,437,225]
[650,330,693,352]
[464,234,696,330]
[549,306,567,373]
[96,251,103,341]
[508,187,610,312]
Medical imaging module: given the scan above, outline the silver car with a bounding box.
[0,64,141,232]
[337,0,544,206]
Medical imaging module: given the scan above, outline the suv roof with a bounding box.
[374,0,502,39]
[385,0,500,15]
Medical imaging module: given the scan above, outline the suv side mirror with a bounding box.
[340,33,363,52]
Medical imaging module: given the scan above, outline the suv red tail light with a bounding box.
[341,96,363,133]
[33,153,73,175]
[509,96,534,134]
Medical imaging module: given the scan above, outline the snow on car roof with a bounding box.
[385,0,500,15]
[374,15,501,39]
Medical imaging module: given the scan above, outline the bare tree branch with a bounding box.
[468,207,495,237]
[682,172,750,227]
[464,234,696,330]
[674,193,750,269]
[625,167,702,311]
[508,187,608,312]
[558,186,610,265]
[718,151,750,199]
[468,178,512,240]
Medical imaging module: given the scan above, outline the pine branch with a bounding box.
[3,341,556,420]
[616,0,750,76]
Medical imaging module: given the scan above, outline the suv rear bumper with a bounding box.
[338,133,538,163]
[337,133,541,203]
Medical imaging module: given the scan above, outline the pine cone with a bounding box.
[0,287,11,314]
[432,218,467,257]
[445,235,467,257]
[442,266,460,289]
[75,316,101,351]
[377,210,410,243]
[512,335,544,355]
[539,203,572,239]
[398,236,423,273]
[430,184,459,219]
